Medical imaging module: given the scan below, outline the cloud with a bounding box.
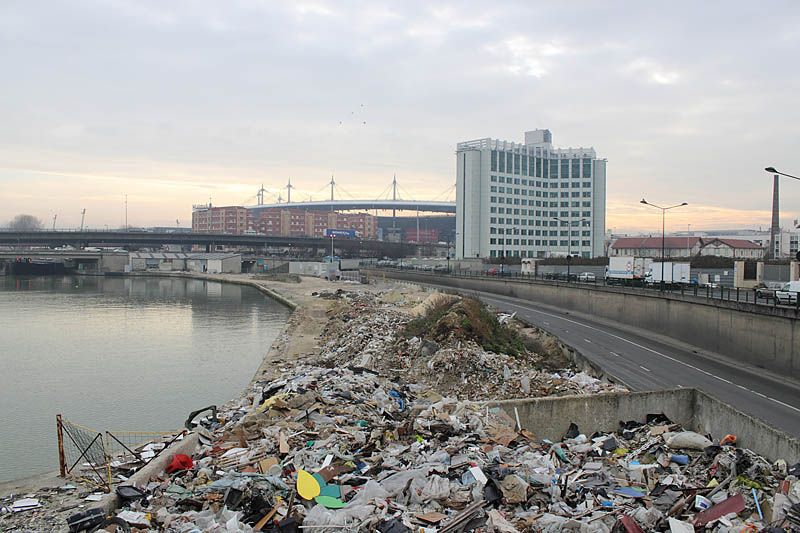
[488,36,569,78]
[625,58,681,85]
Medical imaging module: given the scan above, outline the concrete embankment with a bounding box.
[367,269,800,380]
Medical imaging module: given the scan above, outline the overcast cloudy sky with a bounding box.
[1,0,799,232]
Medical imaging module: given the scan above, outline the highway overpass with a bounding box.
[0,230,430,257]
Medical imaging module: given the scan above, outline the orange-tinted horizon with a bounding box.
[1,166,796,235]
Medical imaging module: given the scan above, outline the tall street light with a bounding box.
[640,199,688,291]
[552,217,587,280]
[764,167,800,181]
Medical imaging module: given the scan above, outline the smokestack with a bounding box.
[770,174,779,259]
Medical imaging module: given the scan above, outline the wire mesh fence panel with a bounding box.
[57,415,185,492]
[57,415,110,490]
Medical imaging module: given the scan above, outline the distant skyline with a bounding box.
[1,1,799,233]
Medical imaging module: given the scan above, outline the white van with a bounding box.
[775,281,800,305]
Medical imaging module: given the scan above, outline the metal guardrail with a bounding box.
[370,266,800,311]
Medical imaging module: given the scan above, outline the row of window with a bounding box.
[491,193,591,204]
[490,177,593,188]
[489,212,591,221]
[490,151,593,179]
[489,250,592,259]
[490,227,591,236]
[488,207,593,216]
[489,239,593,247]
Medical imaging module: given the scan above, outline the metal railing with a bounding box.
[370,266,800,311]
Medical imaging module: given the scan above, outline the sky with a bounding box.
[1,1,799,233]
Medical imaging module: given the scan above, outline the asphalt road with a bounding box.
[421,282,800,437]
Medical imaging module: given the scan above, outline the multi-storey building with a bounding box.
[191,205,250,234]
[192,205,378,239]
[455,129,606,260]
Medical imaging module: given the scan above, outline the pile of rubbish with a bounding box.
[6,364,798,532]
[317,291,623,400]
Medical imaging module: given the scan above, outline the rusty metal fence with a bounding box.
[56,414,185,492]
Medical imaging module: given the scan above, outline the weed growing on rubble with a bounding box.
[404,296,526,356]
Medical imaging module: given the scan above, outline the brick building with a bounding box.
[193,205,377,239]
[191,205,249,234]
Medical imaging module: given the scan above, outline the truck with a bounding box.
[324,228,359,239]
[646,262,691,286]
[606,256,653,285]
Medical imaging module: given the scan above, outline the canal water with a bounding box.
[0,275,290,483]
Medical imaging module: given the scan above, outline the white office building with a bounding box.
[455,129,606,260]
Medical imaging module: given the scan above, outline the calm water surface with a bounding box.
[0,275,290,482]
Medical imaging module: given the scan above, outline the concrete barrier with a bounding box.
[369,270,800,380]
[489,388,800,463]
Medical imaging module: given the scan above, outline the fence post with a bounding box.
[56,414,66,477]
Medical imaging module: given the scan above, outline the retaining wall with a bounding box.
[490,388,800,463]
[370,270,800,380]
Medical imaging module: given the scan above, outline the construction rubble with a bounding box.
[2,288,800,531]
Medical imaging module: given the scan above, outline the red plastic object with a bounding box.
[166,453,194,474]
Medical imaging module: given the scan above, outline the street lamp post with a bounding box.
[765,167,800,181]
[640,199,688,291]
[552,217,587,280]
[501,230,506,275]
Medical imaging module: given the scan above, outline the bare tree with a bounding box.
[8,214,44,231]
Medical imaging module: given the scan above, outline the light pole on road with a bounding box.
[552,217,587,280]
[640,199,688,291]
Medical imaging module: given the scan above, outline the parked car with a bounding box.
[754,285,776,300]
[775,281,800,305]
[577,272,596,282]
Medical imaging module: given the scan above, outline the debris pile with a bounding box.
[317,291,623,400]
[5,364,797,532]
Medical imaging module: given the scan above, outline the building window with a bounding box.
[571,159,580,177]
[583,182,591,188]
[490,186,497,192]
[491,175,497,182]
[514,154,520,175]
[582,211,591,217]
[583,159,592,177]
[490,238,496,244]
[549,240,558,246]
[582,240,591,246]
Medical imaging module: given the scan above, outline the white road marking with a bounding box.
[610,352,620,357]
[584,339,592,343]
[479,294,800,415]
[640,365,651,372]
